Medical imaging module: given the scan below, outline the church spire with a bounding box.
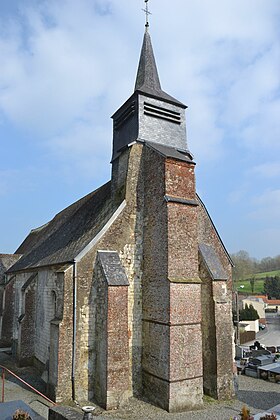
[111,5,189,161]
[134,25,185,106]
[134,30,162,94]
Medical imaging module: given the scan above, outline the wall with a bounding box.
[142,147,204,412]
[197,201,234,400]
[138,96,187,151]
[199,254,217,398]
[34,270,63,369]
[54,267,73,403]
[67,144,144,404]
[0,276,15,346]
[18,278,37,364]
[242,299,265,320]
[239,320,259,333]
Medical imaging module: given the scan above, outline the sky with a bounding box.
[0,0,279,260]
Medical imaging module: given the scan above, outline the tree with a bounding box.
[249,277,255,293]
[230,251,280,282]
[239,304,259,321]
[231,250,256,281]
[264,276,280,299]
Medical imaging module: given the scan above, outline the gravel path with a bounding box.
[97,376,280,419]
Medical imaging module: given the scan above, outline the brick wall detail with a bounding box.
[198,203,234,400]
[142,147,204,412]
[92,254,130,410]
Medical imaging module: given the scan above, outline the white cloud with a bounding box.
[251,162,280,179]
[0,0,279,258]
[0,0,278,156]
[250,189,280,221]
[47,118,112,179]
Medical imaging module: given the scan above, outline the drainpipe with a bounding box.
[72,260,77,401]
[236,291,240,346]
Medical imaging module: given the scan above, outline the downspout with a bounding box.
[72,260,77,401]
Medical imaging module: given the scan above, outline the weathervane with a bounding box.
[142,0,152,30]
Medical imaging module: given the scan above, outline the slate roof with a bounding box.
[8,181,117,273]
[145,141,193,163]
[199,243,228,280]
[0,254,22,284]
[197,195,234,267]
[135,31,186,108]
[97,251,129,286]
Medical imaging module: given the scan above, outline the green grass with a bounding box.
[235,270,280,294]
[235,279,264,294]
[244,269,280,280]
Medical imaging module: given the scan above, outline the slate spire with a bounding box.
[111,17,188,161]
[134,31,162,93]
[134,31,185,107]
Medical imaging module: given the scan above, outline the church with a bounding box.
[0,16,234,413]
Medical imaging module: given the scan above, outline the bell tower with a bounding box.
[111,25,192,162]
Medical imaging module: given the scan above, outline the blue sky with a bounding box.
[0,0,279,260]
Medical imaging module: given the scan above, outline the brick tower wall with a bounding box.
[142,146,203,412]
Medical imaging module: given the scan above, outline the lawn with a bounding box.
[234,269,280,294]
[244,269,280,280]
[235,279,264,294]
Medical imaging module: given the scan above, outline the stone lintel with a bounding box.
[143,368,203,384]
[164,195,199,206]
[168,277,202,284]
[143,318,201,327]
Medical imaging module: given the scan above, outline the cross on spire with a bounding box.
[142,0,152,30]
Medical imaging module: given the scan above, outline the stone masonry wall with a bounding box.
[92,261,108,406]
[142,146,169,409]
[18,279,37,364]
[91,252,130,410]
[55,267,73,403]
[12,274,28,353]
[107,286,130,409]
[34,269,63,369]
[199,254,218,397]
[198,202,234,399]
[0,276,15,346]
[142,147,203,412]
[165,158,203,412]
[5,268,65,396]
[65,144,144,404]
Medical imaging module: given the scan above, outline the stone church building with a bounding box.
[0,27,234,412]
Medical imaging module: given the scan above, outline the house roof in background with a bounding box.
[255,295,280,305]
